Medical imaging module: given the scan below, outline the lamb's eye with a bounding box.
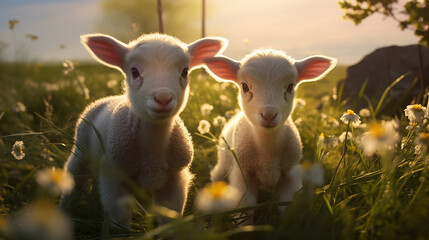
[287,83,294,93]
[181,67,189,78]
[242,82,249,93]
[131,67,140,79]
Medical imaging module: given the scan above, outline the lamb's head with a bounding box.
[203,49,336,131]
[81,33,227,122]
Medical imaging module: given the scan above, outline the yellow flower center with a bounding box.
[347,109,355,115]
[320,133,325,138]
[369,122,385,138]
[50,170,63,184]
[17,145,23,153]
[302,160,312,170]
[413,104,423,111]
[208,182,227,199]
[420,132,429,141]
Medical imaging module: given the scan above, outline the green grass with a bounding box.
[0,61,428,240]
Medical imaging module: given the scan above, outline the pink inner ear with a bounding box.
[298,60,331,81]
[189,42,222,68]
[205,57,239,82]
[87,39,124,68]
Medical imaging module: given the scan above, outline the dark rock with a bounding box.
[338,44,429,115]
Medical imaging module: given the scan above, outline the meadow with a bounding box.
[0,57,428,240]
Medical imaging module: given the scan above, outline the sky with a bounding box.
[0,0,420,65]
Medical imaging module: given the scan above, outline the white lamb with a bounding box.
[59,33,227,228]
[203,49,336,221]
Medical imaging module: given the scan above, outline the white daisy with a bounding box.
[35,168,75,195]
[339,131,353,143]
[11,141,25,160]
[295,98,306,108]
[11,201,72,240]
[200,103,214,116]
[213,116,226,127]
[404,104,427,124]
[340,109,361,127]
[318,133,338,149]
[405,122,419,131]
[195,181,240,214]
[197,120,211,134]
[359,120,400,156]
[289,160,324,186]
[11,102,26,113]
[359,108,371,117]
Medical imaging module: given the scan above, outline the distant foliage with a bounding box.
[338,0,429,46]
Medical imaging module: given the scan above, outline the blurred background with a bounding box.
[0,0,420,65]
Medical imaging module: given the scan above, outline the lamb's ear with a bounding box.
[295,55,337,85]
[203,56,240,84]
[188,37,228,69]
[80,34,128,71]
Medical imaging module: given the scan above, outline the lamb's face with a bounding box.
[124,41,190,122]
[237,55,298,131]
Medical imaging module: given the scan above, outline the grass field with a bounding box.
[0,60,428,240]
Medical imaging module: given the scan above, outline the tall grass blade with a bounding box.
[374,72,410,117]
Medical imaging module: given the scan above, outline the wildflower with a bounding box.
[62,60,74,76]
[289,160,324,186]
[339,131,353,143]
[225,110,236,118]
[200,103,214,116]
[414,132,429,155]
[213,116,226,127]
[294,117,303,126]
[195,181,240,213]
[414,144,423,155]
[359,108,370,117]
[9,20,19,30]
[11,141,25,160]
[11,201,72,240]
[404,104,427,124]
[219,94,228,102]
[35,168,74,195]
[326,116,340,128]
[41,148,53,161]
[107,79,118,89]
[321,95,330,103]
[295,98,306,108]
[332,88,337,101]
[11,101,26,113]
[197,120,211,134]
[318,133,338,148]
[406,122,419,131]
[359,120,400,156]
[340,109,361,127]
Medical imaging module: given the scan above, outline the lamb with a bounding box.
[59,33,228,228]
[202,49,336,221]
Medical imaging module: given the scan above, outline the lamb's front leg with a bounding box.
[276,169,302,213]
[99,173,132,229]
[153,169,192,218]
[229,166,258,225]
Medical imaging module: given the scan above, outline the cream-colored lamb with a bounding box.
[203,49,336,221]
[59,33,227,229]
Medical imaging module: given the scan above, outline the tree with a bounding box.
[338,0,429,46]
[95,0,200,43]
